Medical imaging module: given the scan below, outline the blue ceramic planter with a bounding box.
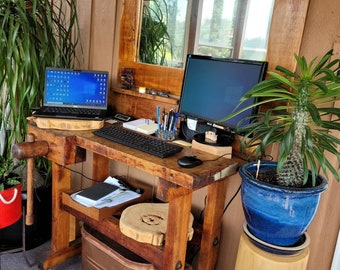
[239,161,328,247]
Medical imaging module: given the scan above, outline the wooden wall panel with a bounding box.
[76,0,92,68]
[299,2,340,269]
[264,0,310,161]
[266,0,310,72]
[77,0,118,80]
[88,0,116,72]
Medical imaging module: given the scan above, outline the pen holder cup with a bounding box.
[156,130,177,141]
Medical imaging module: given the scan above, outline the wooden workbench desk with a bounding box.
[19,121,238,269]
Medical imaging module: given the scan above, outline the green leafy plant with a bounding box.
[0,0,80,183]
[0,156,21,191]
[220,50,340,187]
[139,0,173,66]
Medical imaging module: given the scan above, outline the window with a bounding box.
[194,0,274,60]
[139,0,274,67]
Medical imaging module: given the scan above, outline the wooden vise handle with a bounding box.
[12,133,49,225]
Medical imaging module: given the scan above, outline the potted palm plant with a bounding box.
[220,50,340,247]
[0,0,80,250]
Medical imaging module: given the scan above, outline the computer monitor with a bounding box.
[178,54,268,132]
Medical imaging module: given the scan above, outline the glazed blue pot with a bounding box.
[239,161,328,247]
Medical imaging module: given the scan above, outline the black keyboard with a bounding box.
[93,125,183,158]
[43,106,100,116]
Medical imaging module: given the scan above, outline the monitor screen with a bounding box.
[44,68,109,109]
[178,54,268,130]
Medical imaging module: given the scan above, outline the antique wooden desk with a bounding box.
[19,121,238,269]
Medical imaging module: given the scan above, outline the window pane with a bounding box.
[239,0,274,60]
[139,0,188,68]
[196,0,238,57]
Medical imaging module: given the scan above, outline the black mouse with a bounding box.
[177,156,203,168]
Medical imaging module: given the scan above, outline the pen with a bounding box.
[156,106,161,132]
[168,109,174,132]
[173,111,178,132]
[163,113,168,131]
[162,106,165,130]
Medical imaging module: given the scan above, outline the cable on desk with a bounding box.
[200,152,231,162]
[61,165,99,183]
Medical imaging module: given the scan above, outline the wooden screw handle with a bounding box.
[26,134,35,225]
[12,137,49,160]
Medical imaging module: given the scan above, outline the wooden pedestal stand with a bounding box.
[235,233,309,270]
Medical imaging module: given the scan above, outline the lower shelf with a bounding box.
[61,179,153,221]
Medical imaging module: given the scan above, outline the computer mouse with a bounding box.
[177,156,203,168]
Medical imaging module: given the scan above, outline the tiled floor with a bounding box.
[0,240,81,270]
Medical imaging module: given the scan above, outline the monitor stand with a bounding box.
[178,120,234,146]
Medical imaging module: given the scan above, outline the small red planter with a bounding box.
[0,184,22,229]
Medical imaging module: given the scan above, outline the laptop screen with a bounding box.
[44,68,109,109]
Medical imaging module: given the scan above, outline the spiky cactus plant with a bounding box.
[220,50,340,187]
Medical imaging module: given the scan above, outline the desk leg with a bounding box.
[163,187,192,270]
[92,153,109,180]
[42,163,81,269]
[197,177,228,270]
[50,163,71,251]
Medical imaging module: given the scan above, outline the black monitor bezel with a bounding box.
[178,54,268,130]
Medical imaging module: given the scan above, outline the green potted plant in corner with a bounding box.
[219,50,340,249]
[0,0,80,250]
[0,156,22,229]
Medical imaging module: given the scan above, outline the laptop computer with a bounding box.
[32,67,109,120]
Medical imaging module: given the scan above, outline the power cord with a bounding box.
[198,182,241,223]
[61,165,100,183]
[200,152,232,162]
[223,184,241,214]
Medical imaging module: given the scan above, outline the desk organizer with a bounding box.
[61,180,153,221]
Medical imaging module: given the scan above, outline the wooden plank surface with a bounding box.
[266,0,310,73]
[74,127,238,189]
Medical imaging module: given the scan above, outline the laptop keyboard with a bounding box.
[93,125,183,158]
[43,106,100,116]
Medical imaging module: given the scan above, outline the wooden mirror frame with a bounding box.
[118,0,310,97]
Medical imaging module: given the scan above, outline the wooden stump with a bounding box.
[119,203,194,246]
[235,233,309,270]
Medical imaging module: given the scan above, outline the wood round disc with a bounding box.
[119,203,194,246]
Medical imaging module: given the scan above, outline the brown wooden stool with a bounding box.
[235,233,309,270]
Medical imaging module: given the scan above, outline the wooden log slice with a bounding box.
[31,117,104,130]
[119,203,194,246]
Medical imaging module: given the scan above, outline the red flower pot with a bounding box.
[0,184,22,229]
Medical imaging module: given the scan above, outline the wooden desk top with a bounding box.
[27,121,238,190]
